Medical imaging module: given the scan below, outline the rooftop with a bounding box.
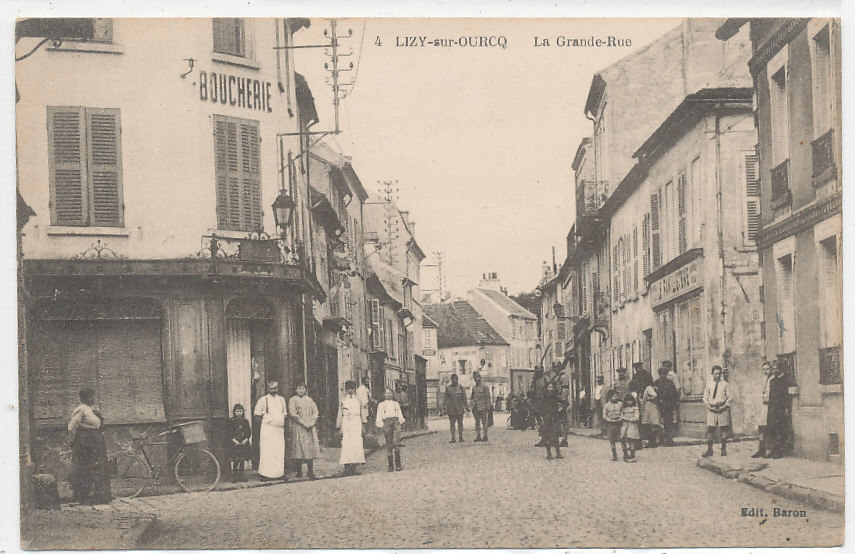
[474,288,537,319]
[424,301,509,349]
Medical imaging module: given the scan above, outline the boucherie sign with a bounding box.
[199,70,273,113]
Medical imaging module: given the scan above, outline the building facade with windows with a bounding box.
[601,88,763,436]
[16,18,332,474]
[718,18,842,460]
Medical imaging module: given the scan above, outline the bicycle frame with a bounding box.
[126,430,184,481]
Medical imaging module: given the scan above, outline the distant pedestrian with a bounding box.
[541,382,564,460]
[653,365,679,446]
[337,380,367,476]
[612,367,630,400]
[288,383,321,480]
[67,388,111,505]
[471,372,492,442]
[376,388,406,472]
[751,361,773,458]
[530,366,548,446]
[620,393,640,462]
[766,361,790,459]
[641,383,663,448]
[356,376,373,433]
[254,380,288,481]
[227,404,252,482]
[701,366,732,457]
[593,375,606,436]
[602,390,623,462]
[395,383,411,431]
[443,374,469,443]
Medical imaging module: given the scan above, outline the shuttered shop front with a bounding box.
[31,300,165,426]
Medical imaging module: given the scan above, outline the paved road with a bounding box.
[136,420,843,549]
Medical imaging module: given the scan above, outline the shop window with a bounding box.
[213,115,262,232]
[47,106,123,227]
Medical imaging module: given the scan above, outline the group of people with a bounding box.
[442,372,496,443]
[752,360,792,459]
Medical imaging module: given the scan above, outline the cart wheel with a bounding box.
[174,449,220,493]
[111,453,148,499]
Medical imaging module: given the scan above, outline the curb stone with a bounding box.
[695,456,844,513]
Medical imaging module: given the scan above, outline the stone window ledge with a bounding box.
[47,42,123,55]
[47,226,130,237]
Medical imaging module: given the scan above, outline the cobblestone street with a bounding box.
[136,419,843,549]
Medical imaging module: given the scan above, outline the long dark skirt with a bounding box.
[540,416,561,446]
[71,428,112,504]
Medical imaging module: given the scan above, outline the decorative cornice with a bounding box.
[748,19,810,75]
[757,193,841,248]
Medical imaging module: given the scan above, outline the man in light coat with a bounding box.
[701,365,732,457]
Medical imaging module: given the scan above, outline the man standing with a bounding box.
[530,366,548,446]
[766,361,791,459]
[395,383,411,431]
[443,374,469,443]
[612,367,630,400]
[470,372,492,442]
[751,361,773,458]
[593,375,606,436]
[654,364,679,446]
[702,366,732,457]
[253,380,288,481]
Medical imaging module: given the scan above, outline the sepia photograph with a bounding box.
[12,8,845,550]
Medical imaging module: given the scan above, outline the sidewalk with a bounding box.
[566,425,758,447]
[696,439,844,513]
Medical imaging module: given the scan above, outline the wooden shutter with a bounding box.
[642,213,651,279]
[369,299,381,350]
[744,153,760,244]
[86,108,122,226]
[677,173,687,254]
[213,18,240,55]
[32,321,98,422]
[591,271,598,314]
[215,116,261,231]
[650,193,661,268]
[48,107,87,226]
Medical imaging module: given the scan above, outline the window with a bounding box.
[816,218,842,349]
[213,115,262,231]
[213,18,251,58]
[743,152,760,245]
[642,213,651,279]
[677,173,688,254]
[810,22,834,139]
[650,192,661,269]
[775,252,796,353]
[768,50,790,166]
[47,106,123,227]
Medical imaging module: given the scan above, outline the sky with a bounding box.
[294,19,680,296]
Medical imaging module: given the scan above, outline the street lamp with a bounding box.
[272,190,296,231]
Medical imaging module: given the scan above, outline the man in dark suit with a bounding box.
[653,364,679,446]
[766,361,791,459]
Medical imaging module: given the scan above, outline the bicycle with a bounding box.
[110,420,221,498]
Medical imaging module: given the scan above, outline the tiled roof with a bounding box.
[474,289,537,319]
[423,301,509,349]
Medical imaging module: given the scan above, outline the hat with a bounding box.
[344,380,358,389]
[632,361,644,370]
[596,375,604,382]
[473,372,481,379]
[617,367,627,374]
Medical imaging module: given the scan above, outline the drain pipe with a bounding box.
[714,108,728,369]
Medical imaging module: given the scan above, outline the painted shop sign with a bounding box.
[650,259,702,307]
[199,70,273,112]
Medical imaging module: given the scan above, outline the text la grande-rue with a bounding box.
[534,36,631,47]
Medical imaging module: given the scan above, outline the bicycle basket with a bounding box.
[171,421,207,445]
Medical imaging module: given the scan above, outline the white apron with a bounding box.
[338,395,365,464]
[254,394,287,478]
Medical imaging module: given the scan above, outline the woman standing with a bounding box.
[641,384,663,448]
[288,383,321,480]
[336,380,367,476]
[67,388,112,505]
[253,381,288,481]
[541,382,564,460]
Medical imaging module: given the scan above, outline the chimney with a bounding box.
[479,272,502,291]
[542,261,551,279]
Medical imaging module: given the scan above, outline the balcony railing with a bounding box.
[770,160,791,208]
[812,129,836,181]
[819,345,841,385]
[199,233,299,264]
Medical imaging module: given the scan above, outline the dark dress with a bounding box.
[227,416,252,462]
[540,391,563,446]
[767,375,791,451]
[71,426,111,504]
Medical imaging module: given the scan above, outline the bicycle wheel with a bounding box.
[111,453,149,499]
[174,448,220,493]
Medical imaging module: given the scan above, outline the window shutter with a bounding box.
[86,108,122,226]
[677,173,687,253]
[239,120,262,231]
[214,117,231,228]
[633,259,639,292]
[642,213,651,278]
[650,193,661,268]
[744,153,760,244]
[48,107,87,226]
[591,271,598,314]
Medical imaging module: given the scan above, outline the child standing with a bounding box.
[288,383,321,480]
[376,388,406,471]
[621,393,641,462]
[602,391,623,461]
[227,404,252,481]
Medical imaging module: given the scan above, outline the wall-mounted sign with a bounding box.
[650,258,702,308]
[199,70,273,113]
[423,348,436,356]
